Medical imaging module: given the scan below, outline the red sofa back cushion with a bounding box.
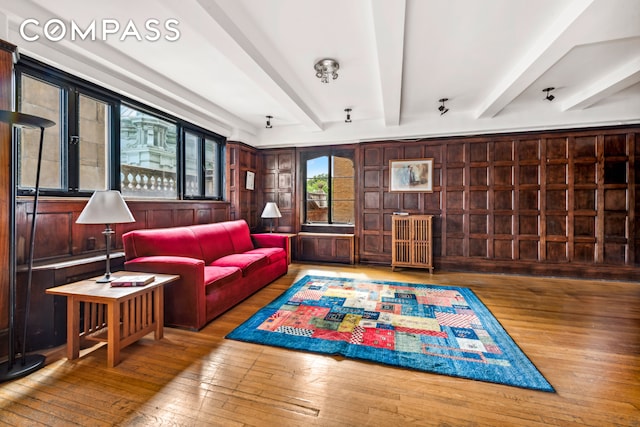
[191,222,236,263]
[221,220,254,253]
[122,227,202,260]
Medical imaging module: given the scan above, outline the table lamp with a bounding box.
[261,202,281,233]
[76,190,135,282]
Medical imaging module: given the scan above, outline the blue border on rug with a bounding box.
[226,275,554,392]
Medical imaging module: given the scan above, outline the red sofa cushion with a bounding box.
[245,247,286,264]
[221,220,254,253]
[191,222,235,263]
[204,266,242,292]
[210,253,268,276]
[123,227,202,260]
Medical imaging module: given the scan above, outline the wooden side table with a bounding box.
[266,233,297,264]
[46,272,179,367]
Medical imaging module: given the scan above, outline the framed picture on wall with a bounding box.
[246,171,255,190]
[389,158,434,192]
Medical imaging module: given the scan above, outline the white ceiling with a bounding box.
[1,0,639,148]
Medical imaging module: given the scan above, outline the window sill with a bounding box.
[300,223,354,234]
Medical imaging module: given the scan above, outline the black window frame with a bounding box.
[181,125,225,200]
[14,56,225,201]
[15,61,119,197]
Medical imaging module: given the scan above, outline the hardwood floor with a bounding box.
[1,264,638,426]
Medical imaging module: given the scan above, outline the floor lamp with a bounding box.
[0,110,55,382]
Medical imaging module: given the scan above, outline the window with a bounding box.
[120,105,178,198]
[183,129,223,199]
[17,69,115,195]
[15,57,225,200]
[18,75,64,191]
[303,150,355,225]
[78,94,110,191]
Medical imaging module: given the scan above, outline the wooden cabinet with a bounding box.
[392,215,433,272]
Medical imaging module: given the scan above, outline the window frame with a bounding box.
[15,56,225,201]
[181,125,225,200]
[301,148,355,233]
[15,64,119,197]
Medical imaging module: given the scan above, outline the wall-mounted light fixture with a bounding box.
[344,108,352,123]
[543,87,555,101]
[314,58,339,83]
[265,115,273,128]
[438,98,449,115]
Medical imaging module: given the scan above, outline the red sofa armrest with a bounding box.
[124,256,206,330]
[251,233,288,250]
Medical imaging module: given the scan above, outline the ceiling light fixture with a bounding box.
[438,98,449,115]
[344,108,352,123]
[314,58,339,83]
[265,115,273,128]
[543,87,555,101]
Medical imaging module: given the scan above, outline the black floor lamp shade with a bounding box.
[0,110,55,382]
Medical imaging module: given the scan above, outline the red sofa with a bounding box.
[122,220,288,330]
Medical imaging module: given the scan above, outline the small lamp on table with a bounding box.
[261,202,281,233]
[76,190,135,283]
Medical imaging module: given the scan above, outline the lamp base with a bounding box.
[0,354,46,382]
[96,275,113,283]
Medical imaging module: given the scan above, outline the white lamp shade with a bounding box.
[76,190,135,224]
[261,202,282,219]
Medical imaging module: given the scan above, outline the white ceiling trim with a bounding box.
[370,0,406,127]
[561,55,640,110]
[193,0,323,132]
[2,0,252,137]
[475,0,595,119]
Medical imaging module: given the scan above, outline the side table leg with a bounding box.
[154,287,164,340]
[67,296,80,361]
[107,301,121,368]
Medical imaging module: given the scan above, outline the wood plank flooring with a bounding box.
[1,264,638,426]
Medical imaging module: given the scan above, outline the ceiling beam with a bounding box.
[2,1,247,136]
[561,55,640,110]
[370,0,406,127]
[192,0,323,132]
[475,0,595,118]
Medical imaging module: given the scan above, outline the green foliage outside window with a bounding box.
[306,173,328,194]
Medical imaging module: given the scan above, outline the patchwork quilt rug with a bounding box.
[227,275,554,391]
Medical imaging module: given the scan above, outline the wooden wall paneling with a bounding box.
[596,135,606,264]
[602,133,631,264]
[359,145,386,263]
[356,127,639,280]
[631,133,638,265]
[493,138,515,260]
[572,135,598,263]
[226,142,258,229]
[468,141,489,258]
[424,144,442,258]
[444,142,466,257]
[276,150,295,232]
[259,148,296,234]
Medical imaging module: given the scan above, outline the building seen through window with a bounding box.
[120,105,178,198]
